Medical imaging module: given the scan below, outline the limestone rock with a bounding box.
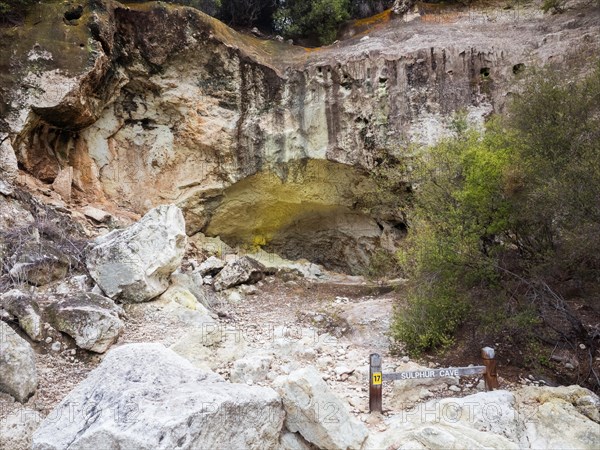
[0,321,38,403]
[0,135,18,181]
[517,385,600,449]
[81,205,112,223]
[213,256,266,291]
[46,293,124,353]
[230,353,273,384]
[196,255,226,276]
[279,430,314,450]
[156,288,218,330]
[368,387,600,450]
[51,166,73,201]
[0,289,43,341]
[86,204,187,303]
[247,251,323,279]
[171,326,249,372]
[369,423,520,450]
[0,408,41,450]
[169,271,215,308]
[31,343,285,450]
[274,367,368,450]
[9,241,70,286]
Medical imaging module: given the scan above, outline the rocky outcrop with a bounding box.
[46,293,124,353]
[213,256,266,291]
[367,386,600,450]
[31,343,285,450]
[274,367,369,450]
[0,321,38,403]
[86,204,187,303]
[4,2,598,272]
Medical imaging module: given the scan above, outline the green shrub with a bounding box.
[0,0,36,25]
[390,63,600,358]
[389,119,513,354]
[541,0,566,14]
[274,0,350,45]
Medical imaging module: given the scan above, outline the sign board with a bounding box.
[383,366,486,382]
[369,348,498,413]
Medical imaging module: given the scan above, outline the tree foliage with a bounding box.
[391,63,600,358]
[274,0,350,45]
[0,0,36,25]
[219,0,276,27]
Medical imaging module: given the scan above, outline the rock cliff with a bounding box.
[1,0,599,272]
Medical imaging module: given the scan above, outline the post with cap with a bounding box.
[481,347,499,391]
[369,353,383,413]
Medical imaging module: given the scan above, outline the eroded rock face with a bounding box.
[0,321,38,403]
[3,2,600,272]
[86,204,187,303]
[31,343,285,450]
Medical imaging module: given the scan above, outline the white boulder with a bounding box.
[46,293,124,353]
[0,321,38,403]
[0,289,43,341]
[230,353,273,384]
[196,255,226,276]
[86,205,187,303]
[274,367,368,450]
[32,343,285,450]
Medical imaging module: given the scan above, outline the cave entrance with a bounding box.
[203,159,388,274]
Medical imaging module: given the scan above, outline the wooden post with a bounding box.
[481,347,499,391]
[369,353,383,413]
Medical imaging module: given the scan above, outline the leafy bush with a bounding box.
[0,0,36,25]
[389,123,512,354]
[274,0,351,45]
[391,63,600,359]
[541,0,566,14]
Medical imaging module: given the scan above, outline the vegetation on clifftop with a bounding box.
[0,0,35,24]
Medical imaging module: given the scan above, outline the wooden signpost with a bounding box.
[369,347,498,413]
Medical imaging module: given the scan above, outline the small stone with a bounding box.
[401,356,410,363]
[565,362,575,370]
[419,389,433,399]
[579,343,586,350]
[227,291,242,303]
[45,337,53,344]
[82,206,112,223]
[449,385,461,392]
[51,342,61,352]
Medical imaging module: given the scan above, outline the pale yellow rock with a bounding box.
[52,167,73,201]
[160,286,198,310]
